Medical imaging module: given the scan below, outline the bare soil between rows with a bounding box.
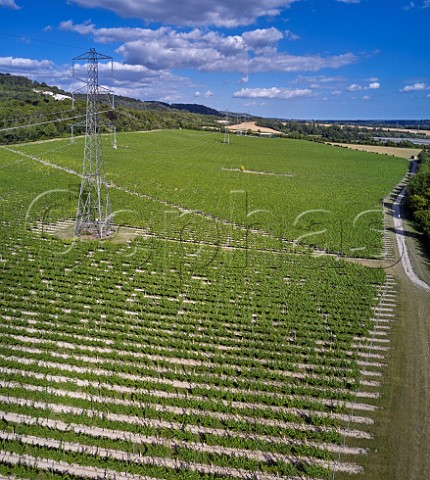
[337,188,430,480]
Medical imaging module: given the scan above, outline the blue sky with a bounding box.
[0,0,429,119]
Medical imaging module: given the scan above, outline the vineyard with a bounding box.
[0,130,405,479]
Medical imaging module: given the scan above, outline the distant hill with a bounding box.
[110,95,221,116]
[170,103,220,116]
[0,72,69,101]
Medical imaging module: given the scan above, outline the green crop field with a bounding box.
[12,129,407,256]
[0,130,405,479]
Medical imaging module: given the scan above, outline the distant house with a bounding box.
[258,132,273,138]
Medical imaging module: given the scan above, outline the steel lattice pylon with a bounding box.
[74,48,112,239]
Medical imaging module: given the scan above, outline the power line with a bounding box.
[0,115,86,133]
[0,31,86,51]
[1,108,77,126]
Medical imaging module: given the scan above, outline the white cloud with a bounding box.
[347,81,380,91]
[108,66,192,103]
[424,0,430,7]
[58,19,356,105]
[336,0,360,3]
[244,101,266,107]
[0,56,54,72]
[0,0,20,9]
[68,0,299,27]
[362,95,370,100]
[60,21,357,74]
[242,27,283,49]
[347,83,362,92]
[60,19,95,35]
[284,29,300,41]
[400,82,427,92]
[368,81,380,89]
[113,28,356,73]
[233,87,312,100]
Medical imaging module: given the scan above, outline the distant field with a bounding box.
[327,142,420,160]
[318,123,430,137]
[227,121,281,134]
[15,129,407,257]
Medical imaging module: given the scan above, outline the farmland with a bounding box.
[0,130,407,479]
[13,130,407,256]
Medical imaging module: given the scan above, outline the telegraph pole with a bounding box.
[73,48,112,239]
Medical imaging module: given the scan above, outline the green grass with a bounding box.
[13,129,407,256]
[0,129,406,479]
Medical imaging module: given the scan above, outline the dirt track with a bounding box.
[360,164,430,480]
[382,266,430,480]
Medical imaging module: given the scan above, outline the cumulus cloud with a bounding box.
[368,82,380,89]
[400,82,427,92]
[117,35,356,73]
[233,87,312,100]
[68,0,299,27]
[61,21,356,74]
[60,19,95,35]
[346,83,362,92]
[109,63,192,102]
[0,0,20,9]
[347,81,380,91]
[0,56,54,72]
[242,27,283,50]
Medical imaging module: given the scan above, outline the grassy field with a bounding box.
[0,130,409,479]
[14,129,407,257]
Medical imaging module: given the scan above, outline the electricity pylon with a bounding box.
[73,48,112,239]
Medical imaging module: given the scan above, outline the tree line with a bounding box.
[254,118,423,147]
[407,147,430,246]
